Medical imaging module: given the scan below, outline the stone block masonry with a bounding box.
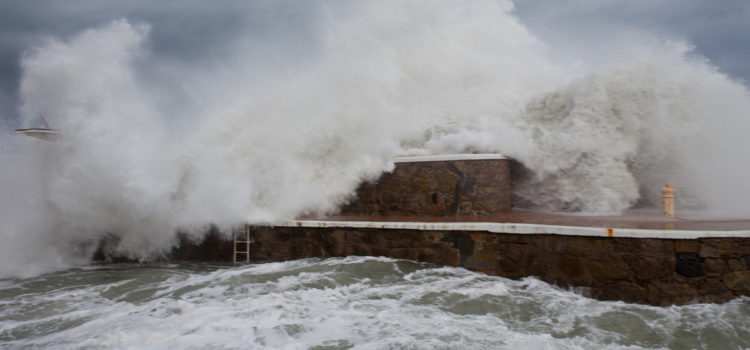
[340,154,511,216]
[159,154,750,306]
[223,224,750,306]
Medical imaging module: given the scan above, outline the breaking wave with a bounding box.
[2,0,750,276]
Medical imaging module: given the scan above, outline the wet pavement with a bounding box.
[316,209,750,231]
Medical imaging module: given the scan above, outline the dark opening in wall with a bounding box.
[675,252,704,278]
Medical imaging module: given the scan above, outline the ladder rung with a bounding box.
[233,224,252,263]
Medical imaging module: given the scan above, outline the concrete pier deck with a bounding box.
[312,209,750,231]
[284,209,750,241]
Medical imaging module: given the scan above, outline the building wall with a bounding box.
[340,157,511,216]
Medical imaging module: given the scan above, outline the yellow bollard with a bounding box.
[661,184,674,218]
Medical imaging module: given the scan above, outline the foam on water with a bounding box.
[1,0,750,276]
[1,257,749,349]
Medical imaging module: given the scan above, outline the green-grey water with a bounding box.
[1,257,749,349]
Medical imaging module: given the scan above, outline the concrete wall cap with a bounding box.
[278,220,750,239]
[393,154,508,163]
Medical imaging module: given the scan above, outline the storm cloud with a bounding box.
[0,0,321,125]
[514,0,750,84]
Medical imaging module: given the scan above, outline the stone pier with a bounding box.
[164,154,750,306]
[167,218,750,306]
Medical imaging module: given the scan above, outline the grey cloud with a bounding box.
[0,0,322,125]
[513,0,750,83]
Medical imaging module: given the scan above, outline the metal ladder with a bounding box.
[233,224,253,263]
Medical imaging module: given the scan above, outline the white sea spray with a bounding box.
[0,0,749,276]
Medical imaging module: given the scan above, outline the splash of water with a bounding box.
[2,0,750,277]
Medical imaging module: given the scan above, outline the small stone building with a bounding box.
[340,154,511,217]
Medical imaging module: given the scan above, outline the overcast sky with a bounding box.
[0,0,748,125]
[514,0,750,83]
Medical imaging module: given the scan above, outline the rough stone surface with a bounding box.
[724,271,750,293]
[340,159,511,216]
[160,222,750,306]
[168,227,233,261]
[168,226,750,306]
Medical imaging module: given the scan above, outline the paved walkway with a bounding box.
[315,209,750,231]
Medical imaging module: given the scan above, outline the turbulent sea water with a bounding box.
[3,2,750,348]
[1,257,749,349]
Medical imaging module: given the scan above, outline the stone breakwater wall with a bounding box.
[340,155,511,216]
[164,155,750,305]
[172,224,750,306]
